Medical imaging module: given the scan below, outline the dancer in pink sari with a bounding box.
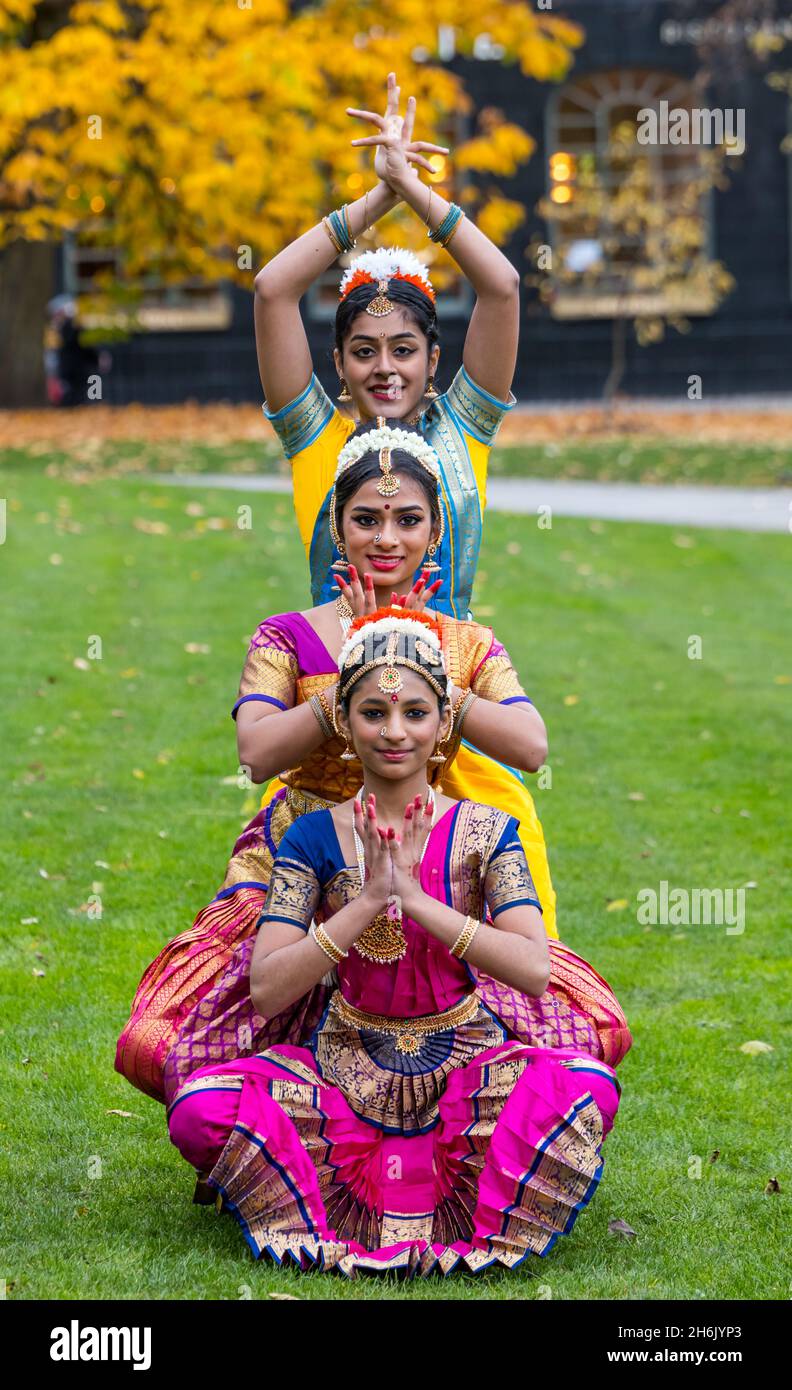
[167,607,630,1277]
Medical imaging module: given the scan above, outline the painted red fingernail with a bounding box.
[365,574,374,589]
[348,565,358,579]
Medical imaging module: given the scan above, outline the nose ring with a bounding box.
[374,532,382,542]
[379,726,388,737]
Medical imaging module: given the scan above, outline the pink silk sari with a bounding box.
[165,801,631,1278]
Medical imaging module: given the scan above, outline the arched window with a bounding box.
[543,68,717,319]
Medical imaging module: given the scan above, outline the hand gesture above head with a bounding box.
[346,71,449,194]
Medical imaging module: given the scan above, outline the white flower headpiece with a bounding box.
[339,247,435,301]
[338,613,445,675]
[334,426,440,482]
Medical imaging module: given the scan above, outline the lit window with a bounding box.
[543,68,718,319]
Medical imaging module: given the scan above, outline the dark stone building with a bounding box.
[57,0,792,404]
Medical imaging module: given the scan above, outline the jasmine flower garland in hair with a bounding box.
[335,428,441,480]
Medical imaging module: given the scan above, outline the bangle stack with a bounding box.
[310,922,347,964]
[453,689,477,735]
[428,203,465,249]
[322,205,356,255]
[450,915,480,959]
[309,692,336,741]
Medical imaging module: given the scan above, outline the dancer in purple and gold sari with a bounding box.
[167,608,631,1277]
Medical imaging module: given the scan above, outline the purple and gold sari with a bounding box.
[116,609,559,1101]
[167,800,630,1277]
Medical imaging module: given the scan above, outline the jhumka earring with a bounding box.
[429,743,447,765]
[421,503,445,575]
[340,735,359,762]
[337,378,352,403]
[424,375,439,401]
[422,540,441,574]
[329,489,350,572]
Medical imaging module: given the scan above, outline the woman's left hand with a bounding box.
[388,793,434,908]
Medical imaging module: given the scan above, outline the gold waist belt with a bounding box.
[331,990,479,1055]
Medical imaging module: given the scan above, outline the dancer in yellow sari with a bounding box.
[252,76,556,925]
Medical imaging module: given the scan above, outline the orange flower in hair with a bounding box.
[346,605,442,643]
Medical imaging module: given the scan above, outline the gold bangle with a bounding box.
[318,689,338,737]
[322,216,343,254]
[311,922,346,964]
[309,693,334,741]
[450,915,479,959]
[453,689,477,734]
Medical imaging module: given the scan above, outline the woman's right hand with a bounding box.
[354,793,393,911]
[334,565,378,617]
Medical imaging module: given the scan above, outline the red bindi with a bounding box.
[384,503,390,510]
[391,693,398,702]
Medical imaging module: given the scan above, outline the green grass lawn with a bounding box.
[6,434,792,487]
[0,452,789,1300]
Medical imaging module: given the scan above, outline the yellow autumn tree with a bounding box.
[0,0,583,405]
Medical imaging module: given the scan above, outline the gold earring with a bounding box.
[337,378,352,403]
[331,541,349,573]
[422,540,441,574]
[340,734,359,762]
[424,375,439,401]
[429,746,446,765]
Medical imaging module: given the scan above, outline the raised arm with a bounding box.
[253,180,399,414]
[255,73,449,413]
[349,84,520,402]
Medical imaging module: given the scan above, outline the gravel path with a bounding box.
[143,472,792,533]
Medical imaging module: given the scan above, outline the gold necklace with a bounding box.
[351,785,436,964]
